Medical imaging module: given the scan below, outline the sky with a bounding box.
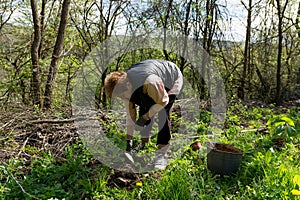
[221,0,299,41]
[6,0,249,42]
[116,0,251,42]
[7,0,299,42]
[219,0,249,41]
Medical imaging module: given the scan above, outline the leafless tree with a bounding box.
[0,0,17,31]
[44,0,72,109]
[30,0,42,106]
[274,0,288,104]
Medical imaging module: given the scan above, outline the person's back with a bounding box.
[126,59,180,92]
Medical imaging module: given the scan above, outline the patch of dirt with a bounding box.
[108,170,140,188]
[272,138,285,150]
[213,143,243,154]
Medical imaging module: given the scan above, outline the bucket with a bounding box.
[207,143,243,176]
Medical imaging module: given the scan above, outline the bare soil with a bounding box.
[213,143,243,154]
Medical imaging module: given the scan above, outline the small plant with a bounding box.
[1,105,299,199]
[291,175,300,196]
[267,115,297,142]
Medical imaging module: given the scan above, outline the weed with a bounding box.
[1,105,299,199]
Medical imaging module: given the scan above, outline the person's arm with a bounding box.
[168,72,183,95]
[143,75,169,119]
[124,100,136,140]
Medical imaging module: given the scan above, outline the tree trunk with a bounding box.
[255,65,269,101]
[38,0,47,58]
[275,0,282,104]
[30,0,42,106]
[163,0,173,60]
[44,0,71,109]
[294,2,300,88]
[297,67,300,85]
[295,1,300,39]
[239,0,252,100]
[274,0,288,104]
[180,0,192,70]
[200,0,216,99]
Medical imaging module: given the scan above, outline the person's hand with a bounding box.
[136,115,151,127]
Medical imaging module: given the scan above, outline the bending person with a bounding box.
[104,59,183,170]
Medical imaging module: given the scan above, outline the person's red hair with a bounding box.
[104,71,127,98]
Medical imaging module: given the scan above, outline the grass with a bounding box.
[0,103,299,199]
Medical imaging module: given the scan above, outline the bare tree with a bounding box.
[295,1,300,39]
[0,0,17,31]
[38,0,47,58]
[179,0,192,71]
[162,0,173,60]
[43,0,72,109]
[30,0,42,106]
[238,0,253,100]
[201,0,219,99]
[274,0,288,104]
[295,1,300,87]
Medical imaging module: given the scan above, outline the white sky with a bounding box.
[7,0,299,42]
[119,0,251,42]
[221,0,299,41]
[219,0,249,41]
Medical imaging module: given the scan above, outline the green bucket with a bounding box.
[207,143,243,176]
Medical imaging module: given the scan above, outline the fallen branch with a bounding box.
[0,112,26,130]
[29,118,75,124]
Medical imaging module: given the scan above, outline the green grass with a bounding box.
[1,104,299,199]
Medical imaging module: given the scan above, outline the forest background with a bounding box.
[0,0,300,199]
[1,0,300,109]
